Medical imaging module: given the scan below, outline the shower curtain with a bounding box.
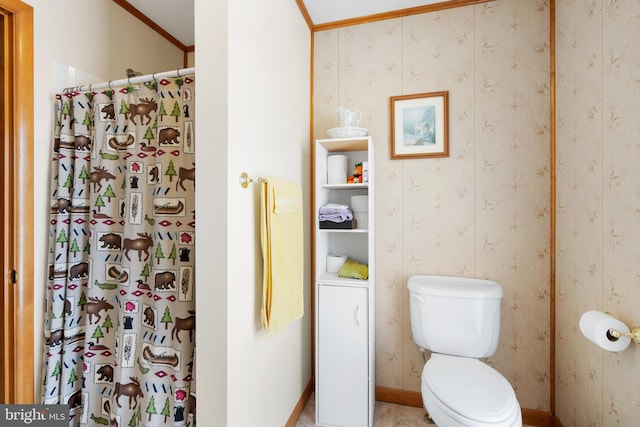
[41,75,196,427]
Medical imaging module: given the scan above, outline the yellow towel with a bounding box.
[338,258,368,280]
[260,176,304,334]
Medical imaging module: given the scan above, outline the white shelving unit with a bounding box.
[314,136,375,427]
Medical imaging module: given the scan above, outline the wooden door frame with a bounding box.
[1,0,34,404]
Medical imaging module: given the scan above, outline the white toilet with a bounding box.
[408,275,522,427]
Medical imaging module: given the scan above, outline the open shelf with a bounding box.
[317,138,369,152]
[317,272,369,287]
[315,135,375,427]
[320,183,368,190]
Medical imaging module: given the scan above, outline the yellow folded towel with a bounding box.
[260,176,304,334]
[338,258,368,280]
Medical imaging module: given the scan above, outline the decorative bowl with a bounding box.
[326,127,369,139]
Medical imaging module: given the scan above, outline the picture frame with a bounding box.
[390,91,449,159]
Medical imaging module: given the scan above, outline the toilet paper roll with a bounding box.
[327,155,348,184]
[328,171,347,185]
[579,310,631,352]
[327,255,347,273]
[354,212,368,229]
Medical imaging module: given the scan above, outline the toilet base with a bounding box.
[423,392,466,427]
[423,411,435,424]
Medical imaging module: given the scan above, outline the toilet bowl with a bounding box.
[407,275,522,427]
[421,354,521,427]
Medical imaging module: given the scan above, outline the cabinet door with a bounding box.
[317,285,369,427]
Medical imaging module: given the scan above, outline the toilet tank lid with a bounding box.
[408,275,503,299]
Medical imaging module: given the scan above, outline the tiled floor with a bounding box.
[295,393,535,426]
[295,393,431,427]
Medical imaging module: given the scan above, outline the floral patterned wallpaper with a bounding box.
[314,0,550,412]
[556,1,640,425]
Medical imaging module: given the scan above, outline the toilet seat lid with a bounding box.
[424,355,519,423]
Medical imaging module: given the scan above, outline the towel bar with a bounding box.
[239,172,267,188]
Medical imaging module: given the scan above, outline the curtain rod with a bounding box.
[64,67,195,93]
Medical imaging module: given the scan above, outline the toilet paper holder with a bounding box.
[605,312,640,344]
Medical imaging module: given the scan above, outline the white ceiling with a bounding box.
[125,0,447,48]
[303,0,447,25]
[126,0,195,46]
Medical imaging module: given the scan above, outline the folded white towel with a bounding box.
[320,203,349,212]
[319,203,353,222]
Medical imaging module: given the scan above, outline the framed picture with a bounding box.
[390,91,449,159]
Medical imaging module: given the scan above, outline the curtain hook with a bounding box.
[88,84,93,92]
[108,80,113,91]
[176,68,181,77]
[152,73,157,81]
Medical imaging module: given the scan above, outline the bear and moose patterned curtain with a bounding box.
[41,75,196,427]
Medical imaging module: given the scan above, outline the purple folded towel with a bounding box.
[319,203,353,222]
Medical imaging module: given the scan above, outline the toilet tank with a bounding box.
[408,275,503,358]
